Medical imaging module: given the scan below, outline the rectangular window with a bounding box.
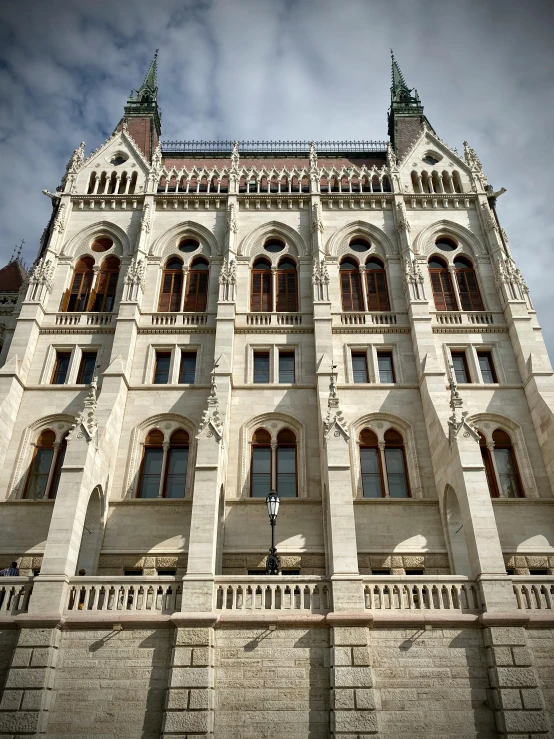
[371,569,391,575]
[277,446,296,497]
[405,569,424,575]
[360,447,382,498]
[138,447,163,498]
[77,351,97,384]
[377,352,395,383]
[451,351,470,383]
[278,351,295,383]
[529,569,548,575]
[158,569,177,576]
[153,352,171,384]
[384,448,409,498]
[123,570,143,576]
[253,351,270,383]
[51,351,71,385]
[179,351,197,383]
[251,446,271,498]
[477,351,497,384]
[352,351,369,383]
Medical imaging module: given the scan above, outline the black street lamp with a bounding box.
[265,490,281,575]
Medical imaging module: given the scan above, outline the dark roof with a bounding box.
[0,261,26,292]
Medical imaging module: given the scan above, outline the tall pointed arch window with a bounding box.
[365,257,391,311]
[91,256,120,312]
[454,256,484,311]
[340,258,363,311]
[251,428,272,497]
[276,258,298,312]
[276,429,297,497]
[24,430,67,500]
[138,428,190,498]
[250,427,298,498]
[184,257,209,312]
[251,258,272,312]
[481,429,523,499]
[358,427,410,498]
[158,258,184,312]
[64,257,94,312]
[429,257,458,311]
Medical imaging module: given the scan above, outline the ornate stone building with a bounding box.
[0,52,553,738]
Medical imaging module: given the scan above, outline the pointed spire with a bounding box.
[124,50,162,137]
[388,51,433,158]
[390,50,422,110]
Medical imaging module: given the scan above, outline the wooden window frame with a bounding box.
[91,258,120,313]
[276,264,298,313]
[63,258,94,313]
[340,268,363,312]
[153,351,172,385]
[455,262,485,312]
[250,264,273,312]
[77,351,98,385]
[158,261,184,312]
[253,351,271,384]
[365,262,391,312]
[184,261,209,313]
[250,441,272,498]
[137,430,189,499]
[451,351,471,384]
[178,351,197,384]
[51,351,71,385]
[477,351,498,384]
[276,437,298,498]
[493,432,524,499]
[383,433,411,498]
[377,351,395,384]
[278,350,295,384]
[359,439,385,498]
[23,431,67,500]
[352,351,369,384]
[429,264,458,312]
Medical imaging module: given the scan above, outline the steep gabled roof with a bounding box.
[0,260,26,292]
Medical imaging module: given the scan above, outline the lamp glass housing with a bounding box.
[266,490,280,519]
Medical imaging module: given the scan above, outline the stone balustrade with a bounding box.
[363,576,481,612]
[513,576,554,610]
[339,311,399,326]
[433,310,499,327]
[242,312,305,327]
[65,576,182,614]
[52,312,113,326]
[148,312,212,326]
[0,577,33,615]
[214,576,331,612]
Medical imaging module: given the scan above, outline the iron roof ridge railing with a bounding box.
[161,140,388,154]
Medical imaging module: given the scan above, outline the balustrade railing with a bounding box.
[341,312,397,326]
[513,577,554,610]
[245,312,303,326]
[363,577,481,612]
[434,311,495,326]
[0,578,33,615]
[149,313,210,326]
[54,312,113,326]
[86,313,113,326]
[65,577,181,614]
[215,576,331,612]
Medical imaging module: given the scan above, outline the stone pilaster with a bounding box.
[330,626,379,737]
[484,626,551,737]
[162,626,214,737]
[0,627,60,736]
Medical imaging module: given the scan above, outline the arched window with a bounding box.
[383,429,410,498]
[365,257,390,311]
[479,433,499,499]
[250,427,297,498]
[428,257,458,311]
[359,429,384,498]
[276,428,297,497]
[24,429,67,500]
[251,428,271,497]
[184,257,209,312]
[251,258,272,312]
[276,258,298,312]
[63,257,94,312]
[454,256,484,311]
[158,258,184,312]
[138,428,190,498]
[483,429,523,498]
[340,258,363,311]
[91,256,120,312]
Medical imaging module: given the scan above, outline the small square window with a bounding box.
[253,351,270,383]
[405,569,424,575]
[179,351,197,383]
[278,351,295,383]
[158,569,177,576]
[377,352,395,383]
[352,351,369,383]
[529,569,548,575]
[77,351,97,384]
[451,351,470,383]
[153,352,171,384]
[51,351,71,385]
[247,569,266,575]
[506,569,515,576]
[371,569,391,575]
[123,569,143,576]
[280,569,301,575]
[477,351,497,384]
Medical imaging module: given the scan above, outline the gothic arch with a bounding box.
[326,221,396,259]
[150,221,220,259]
[9,414,76,498]
[413,219,485,259]
[61,221,131,259]
[469,412,538,498]
[238,221,308,258]
[350,412,422,498]
[442,484,472,576]
[76,484,107,575]
[239,412,307,498]
[125,413,197,499]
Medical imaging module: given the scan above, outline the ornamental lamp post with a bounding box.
[265,490,281,575]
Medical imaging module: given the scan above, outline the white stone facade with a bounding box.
[1,66,554,738]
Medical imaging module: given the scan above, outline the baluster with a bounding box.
[91,586,100,611]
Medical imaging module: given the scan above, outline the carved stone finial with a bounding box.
[140,202,152,234]
[311,202,324,234]
[197,362,223,442]
[231,142,240,172]
[68,375,99,443]
[309,142,318,174]
[227,203,238,234]
[386,141,397,169]
[323,363,349,439]
[151,143,163,174]
[447,363,479,445]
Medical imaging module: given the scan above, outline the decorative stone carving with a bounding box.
[52,203,67,234]
[140,202,152,234]
[197,367,223,442]
[24,257,54,302]
[68,376,98,443]
[309,142,318,174]
[230,141,240,173]
[386,141,397,169]
[219,258,237,301]
[324,367,349,440]
[402,256,424,300]
[227,203,238,234]
[312,203,324,234]
[447,365,479,445]
[396,203,411,233]
[312,257,329,301]
[124,256,145,300]
[481,202,498,233]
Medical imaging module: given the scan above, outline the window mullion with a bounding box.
[271,268,277,313]
[449,266,462,311]
[359,266,368,312]
[180,269,188,312]
[43,442,61,499]
[158,443,170,498]
[379,442,389,498]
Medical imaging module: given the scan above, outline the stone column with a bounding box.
[484,626,551,737]
[0,627,60,736]
[330,625,379,737]
[162,625,214,737]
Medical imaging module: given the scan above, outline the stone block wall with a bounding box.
[221,553,326,575]
[528,628,554,722]
[0,556,43,576]
[504,553,554,575]
[213,625,330,739]
[372,627,496,738]
[45,628,171,739]
[97,554,188,576]
[0,629,17,693]
[357,553,450,575]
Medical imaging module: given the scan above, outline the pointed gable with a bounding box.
[0,260,26,292]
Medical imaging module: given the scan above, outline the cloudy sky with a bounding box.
[1,0,553,349]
